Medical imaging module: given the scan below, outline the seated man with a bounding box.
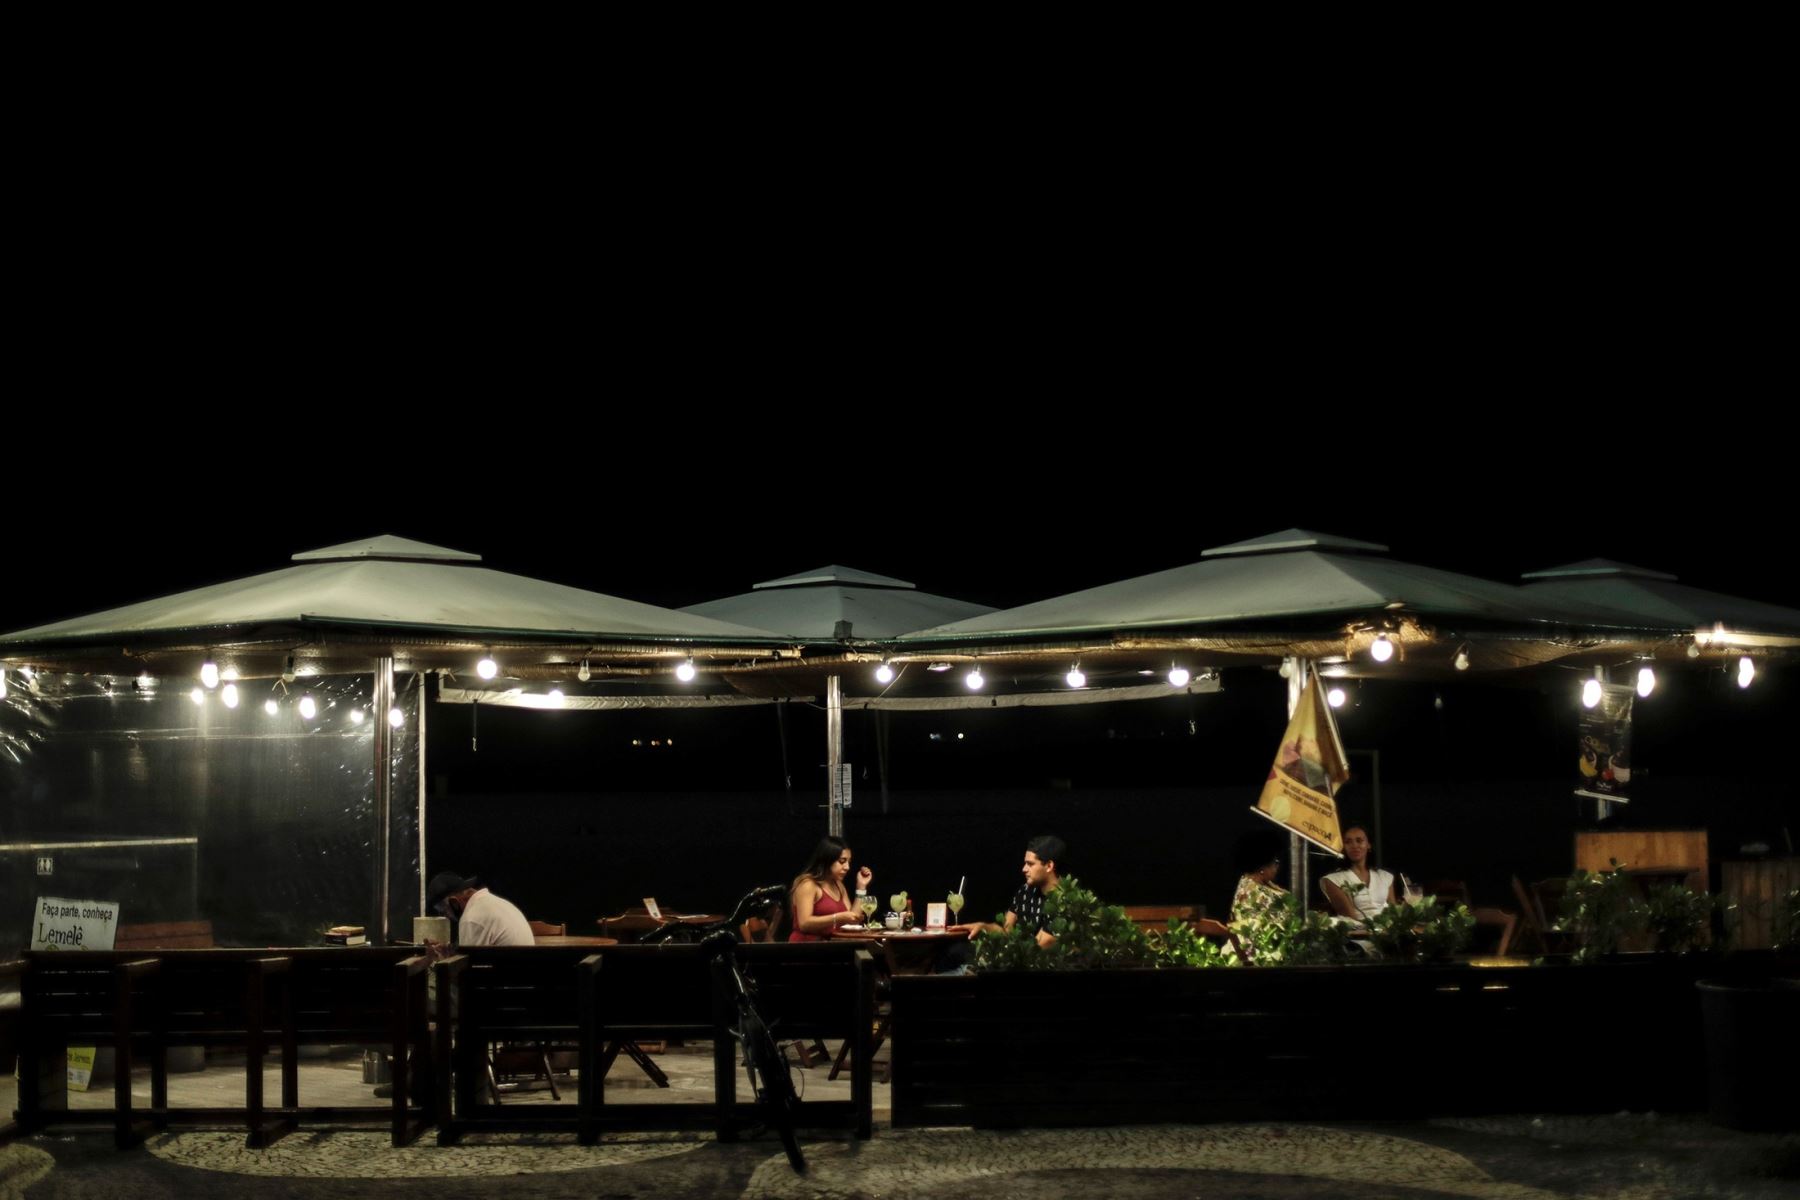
[963,834,1066,949]
[425,871,534,951]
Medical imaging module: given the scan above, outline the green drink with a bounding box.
[947,891,965,917]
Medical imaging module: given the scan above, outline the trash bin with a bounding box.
[1697,979,1800,1130]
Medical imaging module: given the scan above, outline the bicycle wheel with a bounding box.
[741,1008,805,1174]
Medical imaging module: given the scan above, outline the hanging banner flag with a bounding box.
[30,895,121,1090]
[1251,669,1349,853]
[1575,685,1633,803]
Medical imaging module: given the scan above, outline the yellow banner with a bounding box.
[1252,668,1348,854]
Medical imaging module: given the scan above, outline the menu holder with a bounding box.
[925,902,948,931]
[643,897,663,920]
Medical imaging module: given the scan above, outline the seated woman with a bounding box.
[1229,832,1290,961]
[1320,824,1399,924]
[787,836,874,942]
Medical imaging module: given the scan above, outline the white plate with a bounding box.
[839,925,865,932]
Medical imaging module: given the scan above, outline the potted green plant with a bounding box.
[1641,883,1713,955]
[1364,898,1476,963]
[1559,859,1643,963]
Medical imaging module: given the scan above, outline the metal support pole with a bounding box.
[1284,656,1309,903]
[417,673,429,920]
[827,674,844,838]
[373,656,394,943]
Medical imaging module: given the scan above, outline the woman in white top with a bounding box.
[1320,825,1399,924]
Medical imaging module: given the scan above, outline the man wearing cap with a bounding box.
[425,871,533,952]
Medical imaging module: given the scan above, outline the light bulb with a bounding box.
[875,663,895,684]
[200,660,220,689]
[1581,679,1602,709]
[965,667,984,690]
[299,694,317,720]
[1453,647,1470,671]
[388,707,405,728]
[476,656,498,680]
[1327,687,1346,708]
[349,708,365,724]
[1168,666,1191,688]
[675,660,697,683]
[189,687,205,707]
[221,683,240,709]
[1738,656,1755,689]
[264,698,280,716]
[1370,635,1394,663]
[578,659,591,683]
[1066,667,1086,689]
[1636,666,1656,698]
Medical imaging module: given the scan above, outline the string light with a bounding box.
[1636,666,1656,698]
[388,707,405,728]
[1370,634,1394,663]
[221,683,240,709]
[675,660,697,683]
[875,662,895,684]
[476,655,498,680]
[965,666,985,690]
[1066,666,1086,689]
[1581,679,1602,708]
[1168,666,1191,688]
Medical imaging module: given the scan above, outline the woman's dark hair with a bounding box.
[1234,830,1287,875]
[794,836,850,890]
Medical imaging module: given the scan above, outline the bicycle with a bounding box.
[702,927,805,1173]
[644,886,805,1173]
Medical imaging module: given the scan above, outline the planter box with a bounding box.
[890,954,1778,1129]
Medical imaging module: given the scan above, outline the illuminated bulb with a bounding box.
[1686,642,1700,659]
[1066,667,1086,689]
[965,667,984,690]
[577,659,591,683]
[477,656,498,680]
[1453,647,1470,671]
[281,656,297,684]
[1168,666,1191,688]
[264,698,280,716]
[189,687,205,707]
[1277,660,1292,679]
[548,689,565,707]
[1370,635,1395,663]
[200,659,220,689]
[675,660,697,683]
[1581,679,1602,709]
[349,708,365,724]
[137,672,154,690]
[1738,656,1755,689]
[1327,687,1346,708]
[221,683,240,709]
[875,663,895,684]
[299,694,317,720]
[388,707,404,728]
[1636,666,1656,698]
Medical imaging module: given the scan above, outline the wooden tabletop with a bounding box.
[535,935,619,947]
[832,927,972,942]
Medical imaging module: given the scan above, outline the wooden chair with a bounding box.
[529,920,567,938]
[1511,875,1570,955]
[1193,918,1252,965]
[1429,881,1517,957]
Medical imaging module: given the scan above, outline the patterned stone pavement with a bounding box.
[4,1115,1796,1199]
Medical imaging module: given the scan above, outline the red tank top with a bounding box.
[788,885,851,942]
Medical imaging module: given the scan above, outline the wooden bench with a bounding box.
[15,948,433,1147]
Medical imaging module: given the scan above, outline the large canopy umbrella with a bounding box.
[889,528,1673,677]
[884,528,1701,899]
[0,535,795,939]
[682,565,996,836]
[1520,559,1800,656]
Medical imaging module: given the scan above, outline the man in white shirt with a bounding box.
[425,871,534,950]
